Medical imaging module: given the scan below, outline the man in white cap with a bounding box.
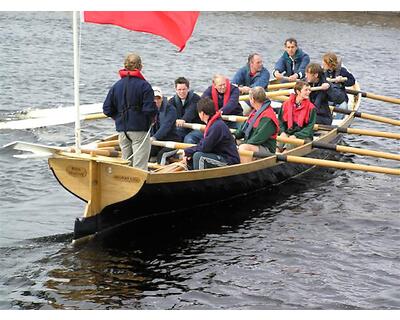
[150,87,179,164]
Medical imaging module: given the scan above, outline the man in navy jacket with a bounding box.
[103,53,157,170]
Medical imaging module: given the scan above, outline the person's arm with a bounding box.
[297,51,310,79]
[278,105,287,134]
[103,86,117,118]
[253,68,270,89]
[273,55,286,77]
[341,67,356,87]
[142,83,157,117]
[246,118,277,145]
[220,86,240,114]
[200,122,224,153]
[153,105,177,141]
[231,67,244,86]
[294,108,316,140]
[233,121,245,140]
[182,94,201,123]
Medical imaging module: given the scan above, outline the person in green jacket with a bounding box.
[234,87,279,163]
[277,80,316,152]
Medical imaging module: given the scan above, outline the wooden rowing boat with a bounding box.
[46,83,362,244]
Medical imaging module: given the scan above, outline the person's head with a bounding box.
[212,74,227,94]
[284,38,298,57]
[197,97,216,122]
[153,87,163,108]
[174,77,190,100]
[322,52,339,71]
[124,53,142,71]
[305,63,323,83]
[249,86,267,108]
[294,81,311,101]
[247,53,263,73]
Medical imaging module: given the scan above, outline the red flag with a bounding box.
[83,11,199,52]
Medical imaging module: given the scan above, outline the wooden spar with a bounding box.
[346,88,400,105]
[314,124,400,140]
[331,107,400,126]
[267,82,297,90]
[278,136,400,161]
[276,154,400,176]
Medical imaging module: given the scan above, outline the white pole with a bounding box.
[73,11,81,152]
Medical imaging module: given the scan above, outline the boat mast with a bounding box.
[73,11,81,152]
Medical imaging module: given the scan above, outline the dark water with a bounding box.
[0,12,399,310]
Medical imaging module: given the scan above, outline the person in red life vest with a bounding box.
[103,53,157,170]
[277,81,316,152]
[201,74,243,129]
[183,98,240,170]
[234,87,279,163]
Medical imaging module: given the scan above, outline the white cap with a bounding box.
[153,87,163,97]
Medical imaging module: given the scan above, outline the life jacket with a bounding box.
[119,69,145,80]
[211,79,231,112]
[282,93,315,129]
[204,111,222,137]
[245,101,279,139]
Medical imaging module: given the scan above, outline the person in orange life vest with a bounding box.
[103,53,157,170]
[277,81,316,152]
[234,87,279,163]
[201,74,242,129]
[183,98,240,170]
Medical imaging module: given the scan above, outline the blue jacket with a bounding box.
[232,65,270,89]
[103,76,157,132]
[184,118,240,165]
[201,85,242,115]
[168,90,202,124]
[151,97,179,141]
[324,66,356,103]
[274,49,310,79]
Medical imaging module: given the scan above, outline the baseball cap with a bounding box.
[153,87,163,97]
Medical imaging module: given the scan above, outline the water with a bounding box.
[0,12,400,310]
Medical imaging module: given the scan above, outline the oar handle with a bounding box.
[326,77,348,83]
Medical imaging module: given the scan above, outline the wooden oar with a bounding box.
[239,85,323,102]
[276,154,400,176]
[346,88,400,105]
[279,136,400,161]
[151,140,266,159]
[267,82,297,90]
[331,107,400,126]
[314,124,400,140]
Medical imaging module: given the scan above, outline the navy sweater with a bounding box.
[103,76,157,132]
[184,118,240,165]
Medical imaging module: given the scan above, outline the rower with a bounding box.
[277,81,316,152]
[273,38,310,82]
[234,87,279,163]
[322,52,356,117]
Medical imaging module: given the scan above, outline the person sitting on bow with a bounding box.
[234,87,279,163]
[322,52,356,112]
[231,53,271,94]
[277,81,316,152]
[149,87,180,165]
[183,97,240,170]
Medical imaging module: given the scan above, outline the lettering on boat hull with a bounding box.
[66,165,87,178]
[112,175,141,184]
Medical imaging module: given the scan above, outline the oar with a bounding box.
[239,85,324,102]
[314,124,400,140]
[346,88,400,105]
[276,154,400,176]
[267,82,297,90]
[278,136,400,162]
[151,140,267,159]
[331,107,400,126]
